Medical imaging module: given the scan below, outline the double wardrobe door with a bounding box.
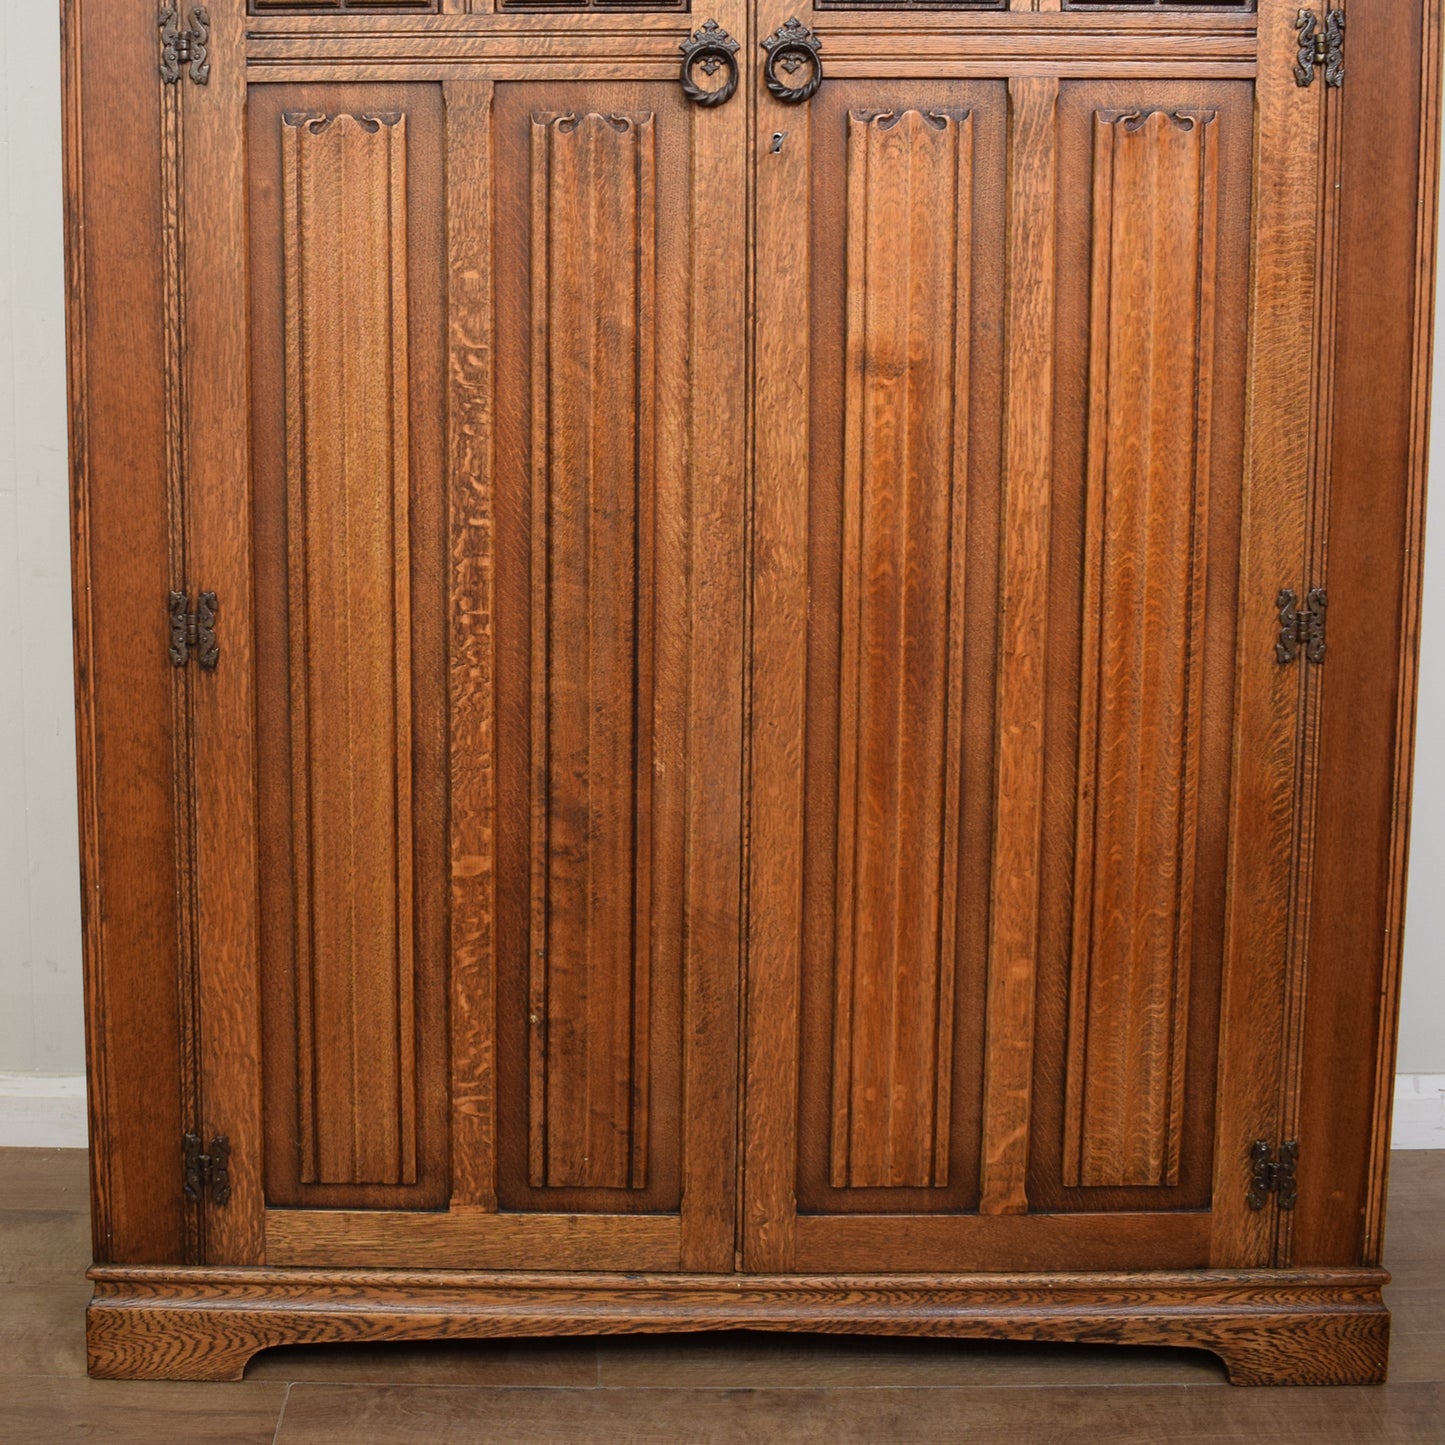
[177,0,1330,1277]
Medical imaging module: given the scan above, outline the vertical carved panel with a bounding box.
[1064,109,1219,1189]
[529,112,656,1191]
[282,112,417,1187]
[831,110,973,1190]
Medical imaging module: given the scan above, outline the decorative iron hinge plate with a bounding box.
[1247,1139,1299,1211]
[1294,9,1345,88]
[1276,586,1327,666]
[168,590,219,670]
[159,6,211,86]
[182,1132,231,1206]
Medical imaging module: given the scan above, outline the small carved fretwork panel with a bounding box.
[1064,1,1253,10]
[493,0,688,10]
[249,1,439,14]
[814,1,1002,10]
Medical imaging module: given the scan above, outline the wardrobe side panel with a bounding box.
[1295,0,1440,1269]
[64,0,188,1263]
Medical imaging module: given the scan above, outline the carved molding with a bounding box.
[281,108,419,1189]
[831,108,974,1192]
[1064,107,1220,1191]
[527,111,658,1193]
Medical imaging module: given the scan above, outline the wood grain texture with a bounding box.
[62,0,190,1266]
[831,109,973,1193]
[980,74,1057,1217]
[250,80,450,1215]
[239,15,1260,87]
[445,79,499,1212]
[673,23,749,1270]
[268,1381,1445,1444]
[527,110,656,1193]
[1024,77,1249,1220]
[1064,107,1218,1191]
[780,76,1005,1234]
[1361,0,1445,1270]
[281,110,418,1189]
[1208,0,1324,1269]
[63,0,1441,1390]
[790,1211,1210,1275]
[487,72,741,1252]
[85,1264,1391,1386]
[265,1209,681,1269]
[743,24,816,1270]
[160,66,204,1268]
[183,0,267,1264]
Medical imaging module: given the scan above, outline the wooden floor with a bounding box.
[1,1151,1441,1443]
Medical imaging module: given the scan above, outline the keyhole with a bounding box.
[770,131,787,154]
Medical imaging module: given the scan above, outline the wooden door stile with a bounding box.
[1209,0,1327,1270]
[445,76,499,1213]
[744,0,813,1274]
[678,0,749,1273]
[185,0,265,1265]
[979,73,1058,1219]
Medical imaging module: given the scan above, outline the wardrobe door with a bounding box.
[746,0,1330,1273]
[178,2,746,1270]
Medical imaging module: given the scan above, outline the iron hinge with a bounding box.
[159,6,211,85]
[168,591,219,671]
[1276,586,1327,666]
[1247,1139,1299,1212]
[1294,9,1345,88]
[182,1132,231,1207]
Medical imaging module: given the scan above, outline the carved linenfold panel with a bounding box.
[831,109,973,1191]
[281,111,418,1188]
[1064,108,1219,1191]
[529,112,657,1193]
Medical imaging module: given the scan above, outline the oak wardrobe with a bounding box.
[64,0,1440,1384]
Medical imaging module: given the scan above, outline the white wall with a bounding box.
[1399,236,1445,1076]
[0,9,1441,1098]
[0,0,84,1078]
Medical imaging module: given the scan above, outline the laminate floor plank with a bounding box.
[271,1381,1445,1445]
[0,1376,289,1445]
[0,1283,93,1377]
[0,1150,90,1212]
[247,1336,601,1386]
[594,1332,1226,1387]
[0,1208,92,1284]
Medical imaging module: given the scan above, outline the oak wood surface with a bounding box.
[1063,105,1218,1192]
[186,0,267,1267]
[1297,0,1444,1273]
[1207,0,1327,1271]
[250,80,451,1213]
[1027,76,1251,1219]
[241,25,747,1256]
[980,70,1057,1218]
[63,0,190,1267]
[61,0,1444,1393]
[83,1259,1394,1386]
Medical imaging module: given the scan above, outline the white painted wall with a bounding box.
[0,7,1441,1120]
[1399,246,1445,1078]
[0,0,84,1080]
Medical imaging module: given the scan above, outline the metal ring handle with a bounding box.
[763,18,822,105]
[681,20,741,109]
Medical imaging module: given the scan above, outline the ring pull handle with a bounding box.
[763,17,823,105]
[680,19,741,108]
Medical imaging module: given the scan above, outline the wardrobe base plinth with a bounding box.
[85,1264,1391,1386]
